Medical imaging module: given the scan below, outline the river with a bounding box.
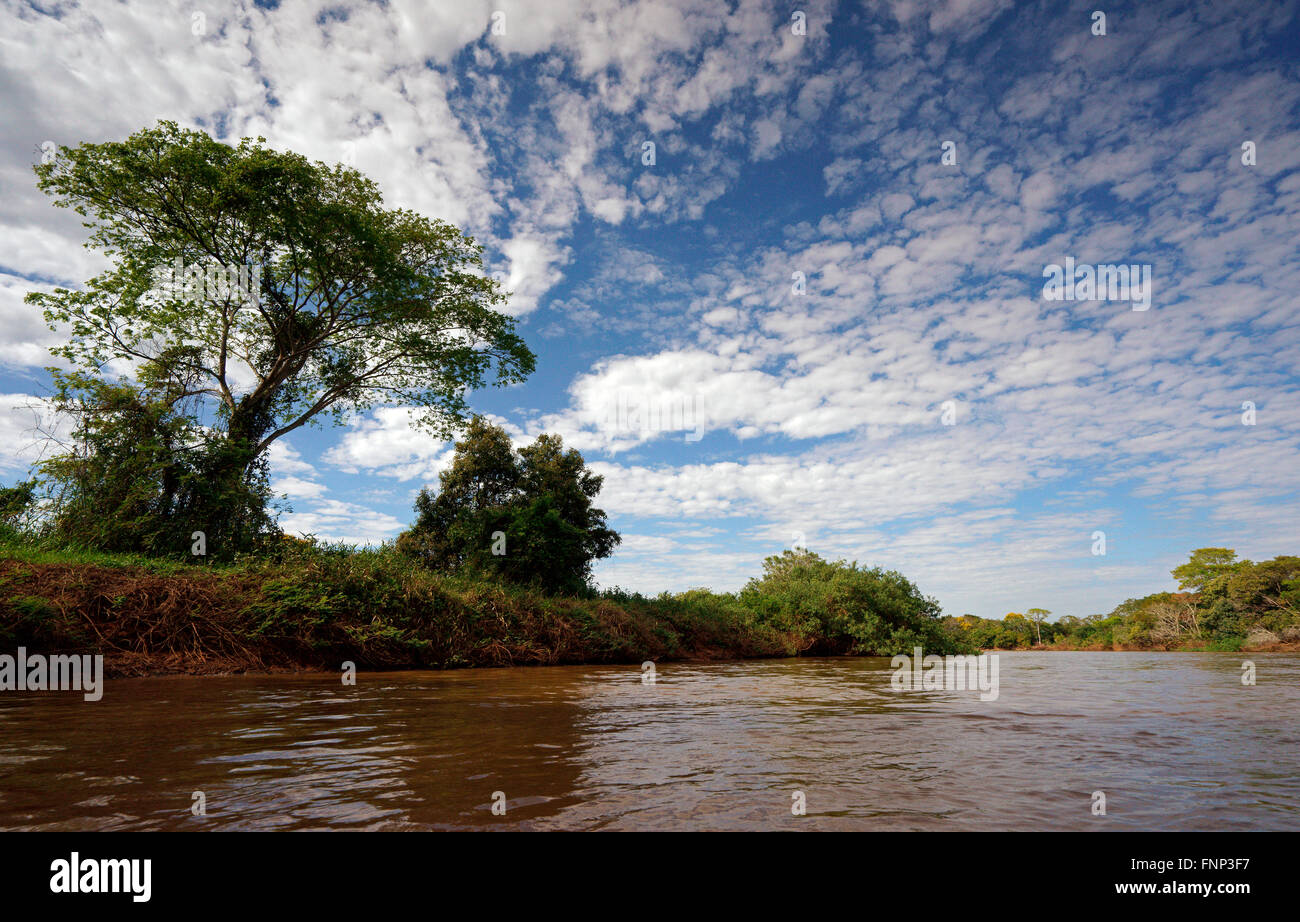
[2,652,1297,830]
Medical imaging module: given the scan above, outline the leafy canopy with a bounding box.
[35,370,278,556]
[397,418,620,593]
[28,120,534,455]
[738,549,968,655]
[24,121,534,556]
[1171,547,1246,593]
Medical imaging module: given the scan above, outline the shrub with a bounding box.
[398,419,618,594]
[737,549,971,656]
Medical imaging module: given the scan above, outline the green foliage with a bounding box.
[0,595,60,648]
[955,547,1300,651]
[1202,635,1247,652]
[1,524,978,670]
[1171,547,1246,592]
[34,371,278,558]
[397,418,619,594]
[950,610,1053,649]
[1215,555,1300,629]
[0,479,37,527]
[24,121,534,557]
[961,614,1035,650]
[737,549,971,656]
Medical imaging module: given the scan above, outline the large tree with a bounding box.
[27,121,534,553]
[1171,547,1246,593]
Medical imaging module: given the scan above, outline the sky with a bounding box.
[1,0,1298,619]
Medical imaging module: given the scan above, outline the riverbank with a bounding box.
[5,532,981,677]
[0,553,787,678]
[983,640,1300,654]
[5,539,1293,679]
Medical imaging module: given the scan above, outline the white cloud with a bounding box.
[2,0,1297,621]
[277,499,406,546]
[0,394,64,476]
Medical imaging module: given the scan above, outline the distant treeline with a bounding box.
[943,548,1300,652]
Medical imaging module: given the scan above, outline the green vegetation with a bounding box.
[0,528,970,676]
[9,124,1289,677]
[1,403,969,675]
[27,121,533,560]
[943,548,1300,651]
[4,122,970,676]
[397,418,619,594]
[737,549,962,655]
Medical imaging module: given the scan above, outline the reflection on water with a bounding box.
[1,652,1297,830]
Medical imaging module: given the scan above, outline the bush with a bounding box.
[737,549,971,656]
[398,419,618,594]
[33,372,279,559]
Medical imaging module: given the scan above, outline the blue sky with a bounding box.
[1,0,1298,619]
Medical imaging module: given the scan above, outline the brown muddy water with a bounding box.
[1,652,1297,831]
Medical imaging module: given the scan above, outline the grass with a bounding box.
[0,534,805,677]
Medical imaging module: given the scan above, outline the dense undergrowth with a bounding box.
[0,533,969,677]
[8,528,1290,679]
